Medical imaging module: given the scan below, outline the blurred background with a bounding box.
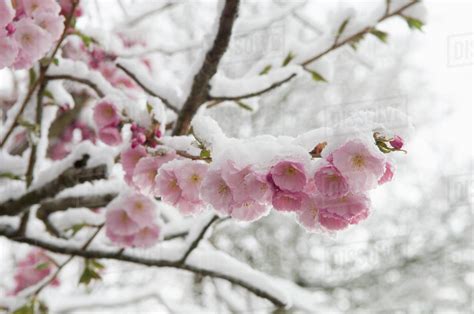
[0,0,472,312]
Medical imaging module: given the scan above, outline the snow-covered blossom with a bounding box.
[121,145,148,184]
[269,160,307,192]
[156,160,208,215]
[201,169,235,215]
[314,163,349,198]
[105,193,161,248]
[0,0,64,70]
[133,151,176,195]
[330,139,386,193]
[11,249,59,295]
[98,126,122,146]
[93,100,121,129]
[318,193,370,231]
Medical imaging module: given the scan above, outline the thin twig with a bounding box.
[45,75,105,97]
[116,63,179,113]
[179,215,219,264]
[207,73,297,108]
[301,0,419,67]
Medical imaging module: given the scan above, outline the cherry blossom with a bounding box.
[378,161,395,185]
[105,193,161,248]
[11,249,59,295]
[330,139,386,193]
[269,160,307,192]
[318,193,370,231]
[133,151,176,195]
[314,163,349,198]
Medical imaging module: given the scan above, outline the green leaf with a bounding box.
[308,70,327,83]
[337,18,350,36]
[146,102,153,114]
[370,29,388,43]
[43,90,54,100]
[404,16,424,31]
[79,267,102,285]
[28,69,37,87]
[76,31,93,47]
[235,101,253,111]
[90,259,105,270]
[0,172,23,180]
[66,223,86,237]
[12,304,34,314]
[35,262,50,270]
[281,52,295,67]
[348,33,365,50]
[18,118,40,135]
[259,65,272,75]
[200,149,211,159]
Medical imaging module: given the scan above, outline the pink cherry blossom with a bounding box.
[175,160,208,201]
[201,169,234,215]
[132,225,160,248]
[330,139,385,193]
[22,0,61,17]
[318,193,370,231]
[13,18,52,69]
[0,34,18,69]
[105,193,161,248]
[156,160,207,215]
[0,0,14,28]
[98,126,122,146]
[230,200,269,222]
[133,151,176,195]
[123,193,156,226]
[11,249,58,295]
[271,189,305,212]
[121,145,148,185]
[390,135,404,150]
[93,100,121,129]
[220,161,270,204]
[105,227,135,247]
[378,161,395,185]
[269,160,307,192]
[106,208,141,236]
[314,164,349,198]
[297,194,325,232]
[33,11,64,41]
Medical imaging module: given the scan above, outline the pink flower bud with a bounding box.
[389,135,404,150]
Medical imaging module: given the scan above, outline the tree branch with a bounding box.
[207,73,297,108]
[36,194,117,237]
[0,161,108,216]
[0,224,286,308]
[179,215,219,264]
[172,0,240,135]
[301,0,420,67]
[115,63,179,113]
[45,75,105,97]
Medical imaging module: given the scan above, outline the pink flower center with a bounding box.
[286,166,296,176]
[134,201,144,211]
[218,183,229,195]
[169,179,179,190]
[21,33,32,45]
[351,154,365,168]
[190,174,200,183]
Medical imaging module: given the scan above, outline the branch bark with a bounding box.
[0,224,286,308]
[0,161,108,216]
[172,0,240,135]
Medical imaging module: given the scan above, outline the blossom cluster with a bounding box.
[88,99,406,248]
[10,249,58,295]
[0,0,65,70]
